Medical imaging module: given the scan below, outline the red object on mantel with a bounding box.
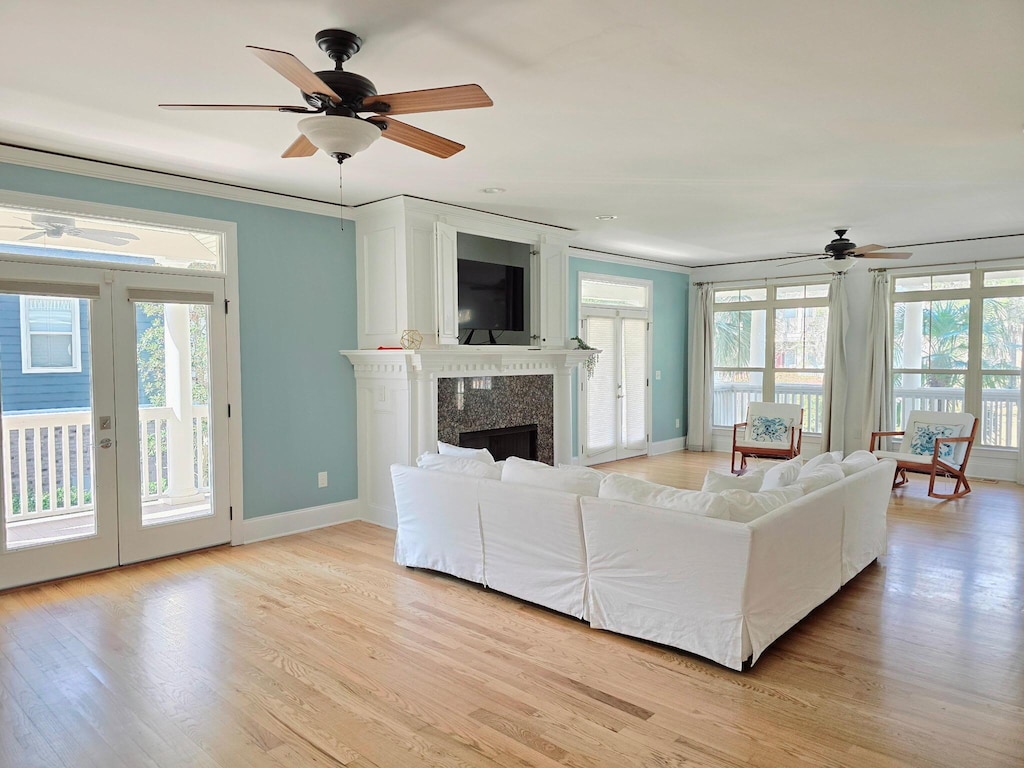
[377,346,403,350]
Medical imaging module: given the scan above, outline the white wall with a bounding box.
[691,238,1024,480]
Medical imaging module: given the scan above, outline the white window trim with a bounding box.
[20,295,83,374]
[712,280,830,433]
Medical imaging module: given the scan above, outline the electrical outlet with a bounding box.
[675,418,681,429]
[655,370,661,380]
[317,471,328,488]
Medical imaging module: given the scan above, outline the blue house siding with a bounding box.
[0,295,92,412]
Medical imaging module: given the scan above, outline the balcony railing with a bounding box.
[713,384,1019,448]
[3,405,211,523]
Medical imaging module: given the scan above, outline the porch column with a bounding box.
[164,303,196,500]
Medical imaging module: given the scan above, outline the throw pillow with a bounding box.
[701,469,765,493]
[909,424,959,460]
[799,451,836,475]
[437,441,495,464]
[719,486,804,524]
[760,457,803,490]
[416,452,502,479]
[796,464,845,494]
[501,456,602,497]
[598,473,730,519]
[750,415,792,443]
[840,450,877,476]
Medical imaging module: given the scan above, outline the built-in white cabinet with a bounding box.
[353,196,572,349]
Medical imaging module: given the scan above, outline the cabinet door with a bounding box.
[434,222,459,345]
[539,241,567,348]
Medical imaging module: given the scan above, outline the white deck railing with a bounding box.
[3,404,210,523]
[713,384,1019,448]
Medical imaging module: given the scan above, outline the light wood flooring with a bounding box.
[1,451,1022,767]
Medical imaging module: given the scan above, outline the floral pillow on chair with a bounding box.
[750,416,791,443]
[909,424,958,460]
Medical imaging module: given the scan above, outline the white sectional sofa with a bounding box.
[390,455,896,671]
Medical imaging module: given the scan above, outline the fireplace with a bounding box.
[460,424,538,462]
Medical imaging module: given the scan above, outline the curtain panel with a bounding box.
[863,271,894,451]
[686,283,714,451]
[820,273,848,452]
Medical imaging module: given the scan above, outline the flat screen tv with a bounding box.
[457,259,525,339]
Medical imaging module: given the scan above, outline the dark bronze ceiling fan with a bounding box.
[159,29,493,163]
[793,229,914,262]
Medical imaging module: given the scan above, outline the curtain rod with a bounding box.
[692,269,844,287]
[868,255,1024,273]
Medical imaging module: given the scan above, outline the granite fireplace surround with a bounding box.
[437,375,554,464]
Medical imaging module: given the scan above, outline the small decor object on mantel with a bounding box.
[570,335,599,379]
[400,329,423,350]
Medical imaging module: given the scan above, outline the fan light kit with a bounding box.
[159,29,493,164]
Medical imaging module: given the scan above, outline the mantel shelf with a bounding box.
[340,346,598,378]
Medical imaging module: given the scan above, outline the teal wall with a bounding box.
[568,256,689,456]
[0,162,357,518]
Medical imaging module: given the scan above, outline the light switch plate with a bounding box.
[318,471,328,488]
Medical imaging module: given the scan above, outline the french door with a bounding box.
[581,311,650,465]
[0,261,230,590]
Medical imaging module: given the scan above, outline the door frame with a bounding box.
[0,189,244,545]
[577,272,654,465]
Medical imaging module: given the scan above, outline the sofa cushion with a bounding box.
[417,452,502,479]
[800,451,836,475]
[437,441,495,464]
[796,463,845,494]
[701,469,765,493]
[759,457,803,490]
[840,450,877,476]
[501,456,601,496]
[719,486,804,523]
[598,473,730,519]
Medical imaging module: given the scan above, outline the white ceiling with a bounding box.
[2,0,1023,266]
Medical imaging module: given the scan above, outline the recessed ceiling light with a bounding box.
[481,187,506,194]
[594,215,618,221]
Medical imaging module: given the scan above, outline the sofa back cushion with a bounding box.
[501,456,602,496]
[417,452,502,480]
[437,441,495,463]
[701,469,765,493]
[598,473,730,519]
[760,457,804,490]
[718,486,804,523]
[840,450,878,476]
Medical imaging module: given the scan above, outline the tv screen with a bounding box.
[457,259,524,331]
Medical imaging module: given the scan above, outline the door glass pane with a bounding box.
[2,295,95,550]
[981,375,1020,448]
[621,318,647,450]
[584,317,616,456]
[580,279,648,309]
[135,301,213,526]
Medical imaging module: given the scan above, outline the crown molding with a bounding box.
[569,246,692,275]
[0,144,344,219]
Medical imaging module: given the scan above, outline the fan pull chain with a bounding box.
[339,164,345,232]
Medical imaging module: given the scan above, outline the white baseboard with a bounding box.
[242,499,363,544]
[651,437,687,455]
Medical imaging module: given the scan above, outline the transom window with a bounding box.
[891,266,1024,448]
[20,296,83,373]
[712,282,830,433]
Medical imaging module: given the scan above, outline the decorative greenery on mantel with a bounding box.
[571,335,599,379]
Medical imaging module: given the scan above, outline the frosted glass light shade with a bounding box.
[297,116,382,157]
[825,258,855,273]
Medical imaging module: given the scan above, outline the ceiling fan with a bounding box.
[159,29,493,164]
[788,229,913,272]
[0,215,140,247]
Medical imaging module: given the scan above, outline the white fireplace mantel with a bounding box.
[341,346,597,527]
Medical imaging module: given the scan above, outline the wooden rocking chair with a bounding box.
[731,402,803,475]
[870,410,978,499]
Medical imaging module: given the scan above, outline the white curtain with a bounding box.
[820,273,848,452]
[863,271,894,451]
[1018,321,1024,484]
[686,283,714,451]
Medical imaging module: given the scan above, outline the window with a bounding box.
[20,296,82,373]
[891,267,1024,448]
[713,282,829,432]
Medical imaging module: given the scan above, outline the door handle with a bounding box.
[98,438,113,449]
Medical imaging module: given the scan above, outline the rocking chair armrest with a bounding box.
[870,430,904,451]
[932,435,973,460]
[732,422,748,440]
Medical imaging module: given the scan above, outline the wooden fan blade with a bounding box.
[371,117,465,158]
[282,134,318,158]
[160,104,310,111]
[850,243,886,255]
[862,251,912,259]
[361,84,493,115]
[247,46,341,102]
